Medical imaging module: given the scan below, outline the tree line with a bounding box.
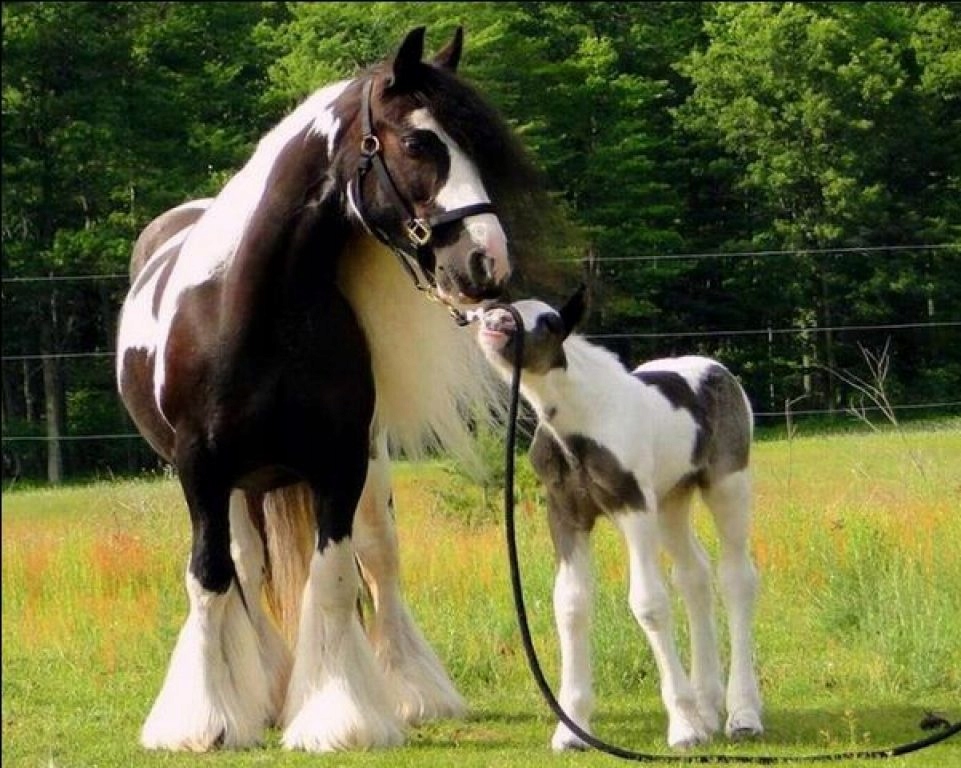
[2,2,959,482]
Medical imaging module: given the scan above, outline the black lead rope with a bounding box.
[494,302,960,763]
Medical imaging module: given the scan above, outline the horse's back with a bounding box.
[633,355,751,418]
[130,198,213,279]
[633,355,752,483]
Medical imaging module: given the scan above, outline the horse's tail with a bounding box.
[257,484,316,648]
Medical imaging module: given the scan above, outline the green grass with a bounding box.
[3,424,961,767]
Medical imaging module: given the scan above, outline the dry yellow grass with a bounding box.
[2,425,960,767]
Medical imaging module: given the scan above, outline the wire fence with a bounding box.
[3,245,959,466]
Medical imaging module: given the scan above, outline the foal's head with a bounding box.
[345,27,515,305]
[477,287,588,377]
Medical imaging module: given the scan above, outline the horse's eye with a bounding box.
[402,134,426,157]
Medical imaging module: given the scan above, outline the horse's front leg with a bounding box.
[547,509,595,752]
[142,448,273,750]
[656,492,724,736]
[281,443,404,751]
[613,499,710,750]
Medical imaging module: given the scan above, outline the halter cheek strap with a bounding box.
[351,77,496,302]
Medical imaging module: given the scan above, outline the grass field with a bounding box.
[3,422,960,767]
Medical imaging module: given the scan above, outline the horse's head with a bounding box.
[477,286,587,377]
[347,27,511,306]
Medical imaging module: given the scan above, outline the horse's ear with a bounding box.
[558,283,588,338]
[389,27,426,89]
[432,26,463,72]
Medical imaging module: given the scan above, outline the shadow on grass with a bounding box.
[406,704,961,756]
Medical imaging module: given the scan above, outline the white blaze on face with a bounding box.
[408,109,510,284]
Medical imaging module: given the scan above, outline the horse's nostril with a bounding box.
[469,249,493,283]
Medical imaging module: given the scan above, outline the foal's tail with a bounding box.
[258,484,316,648]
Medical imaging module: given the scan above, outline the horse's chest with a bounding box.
[160,284,376,447]
[530,428,645,524]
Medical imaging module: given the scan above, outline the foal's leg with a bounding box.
[281,452,404,751]
[703,470,763,739]
[547,513,595,752]
[142,456,272,750]
[353,431,467,724]
[657,491,724,735]
[613,503,710,749]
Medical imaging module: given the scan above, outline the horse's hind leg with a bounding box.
[142,455,272,750]
[228,491,291,722]
[703,470,763,739]
[657,491,724,735]
[353,431,467,724]
[281,450,404,751]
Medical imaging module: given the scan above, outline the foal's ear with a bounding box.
[432,26,463,72]
[390,27,427,88]
[558,283,588,338]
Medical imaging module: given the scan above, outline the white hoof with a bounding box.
[370,615,468,725]
[141,582,271,751]
[384,664,468,725]
[282,544,406,752]
[551,722,591,752]
[668,711,711,750]
[282,684,405,751]
[726,709,764,740]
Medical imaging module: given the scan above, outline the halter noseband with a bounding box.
[351,77,496,314]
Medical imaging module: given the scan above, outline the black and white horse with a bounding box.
[117,27,547,752]
[477,292,764,751]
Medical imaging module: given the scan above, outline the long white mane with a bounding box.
[338,237,505,479]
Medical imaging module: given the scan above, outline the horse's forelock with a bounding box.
[397,65,573,294]
[327,56,574,296]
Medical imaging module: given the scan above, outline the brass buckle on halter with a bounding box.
[405,218,432,246]
[360,134,381,156]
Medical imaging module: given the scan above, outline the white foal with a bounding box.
[477,290,763,751]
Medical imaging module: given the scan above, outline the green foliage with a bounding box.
[2,2,959,481]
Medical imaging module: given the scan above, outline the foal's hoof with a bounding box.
[726,710,764,741]
[668,716,711,750]
[551,723,590,752]
[670,734,710,751]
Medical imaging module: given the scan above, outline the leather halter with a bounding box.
[351,77,496,302]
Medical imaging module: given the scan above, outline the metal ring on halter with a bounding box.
[360,134,381,156]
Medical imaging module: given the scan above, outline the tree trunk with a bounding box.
[42,354,65,484]
[41,289,67,484]
[818,269,837,411]
[1,365,24,430]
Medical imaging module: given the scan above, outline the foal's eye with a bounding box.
[542,314,564,336]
